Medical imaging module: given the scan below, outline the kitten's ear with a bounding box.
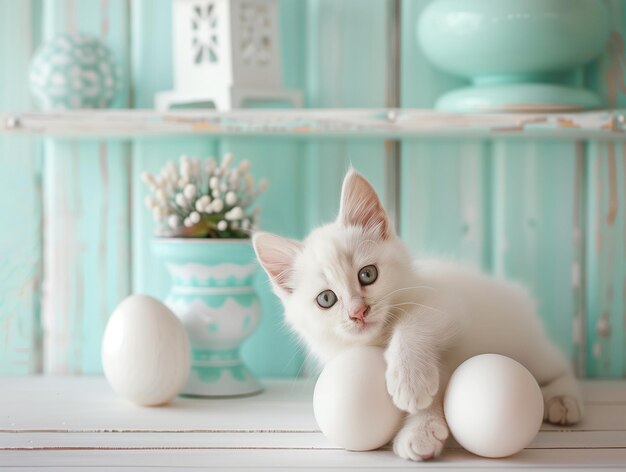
[253,232,302,295]
[338,169,391,239]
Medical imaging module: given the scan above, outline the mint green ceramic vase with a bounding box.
[418,0,609,112]
[153,239,263,397]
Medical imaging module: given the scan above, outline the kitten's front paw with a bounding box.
[385,355,439,414]
[393,411,449,461]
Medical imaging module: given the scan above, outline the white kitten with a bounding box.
[253,170,583,461]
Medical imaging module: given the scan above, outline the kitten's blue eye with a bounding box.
[316,290,337,309]
[358,265,378,286]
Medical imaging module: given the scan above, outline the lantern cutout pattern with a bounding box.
[157,0,302,110]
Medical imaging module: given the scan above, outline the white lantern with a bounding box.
[157,0,302,110]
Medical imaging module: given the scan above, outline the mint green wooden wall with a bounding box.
[0,0,42,374]
[0,0,625,378]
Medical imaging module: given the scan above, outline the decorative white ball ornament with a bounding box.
[102,295,191,406]
[29,32,119,110]
[444,354,544,458]
[313,346,404,451]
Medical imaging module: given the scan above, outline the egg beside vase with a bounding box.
[101,294,191,406]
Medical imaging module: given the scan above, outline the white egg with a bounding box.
[102,295,191,406]
[444,354,544,458]
[313,346,404,451]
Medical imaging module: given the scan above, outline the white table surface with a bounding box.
[1,377,625,470]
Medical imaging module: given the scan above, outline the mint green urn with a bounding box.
[418,0,610,111]
[153,239,263,397]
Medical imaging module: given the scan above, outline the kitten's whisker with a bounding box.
[385,301,447,316]
[377,284,439,301]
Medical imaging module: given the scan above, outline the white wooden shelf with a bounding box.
[1,377,625,470]
[1,109,626,139]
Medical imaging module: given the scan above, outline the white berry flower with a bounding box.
[220,182,228,192]
[242,219,251,230]
[175,193,187,207]
[180,158,191,180]
[231,221,239,230]
[206,158,216,173]
[217,220,227,231]
[212,189,221,199]
[195,195,211,211]
[184,217,192,227]
[209,176,219,189]
[189,211,201,224]
[183,183,196,200]
[225,191,237,206]
[168,215,179,229]
[226,206,243,221]
[155,188,168,205]
[212,198,224,213]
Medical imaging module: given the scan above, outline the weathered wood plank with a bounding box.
[0,0,42,375]
[585,142,625,378]
[400,140,490,268]
[1,448,625,469]
[41,0,131,374]
[583,0,626,378]
[491,141,583,369]
[0,432,332,450]
[0,378,318,432]
[2,109,626,139]
[2,430,626,451]
[42,140,130,374]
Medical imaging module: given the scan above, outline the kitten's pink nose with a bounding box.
[350,304,370,322]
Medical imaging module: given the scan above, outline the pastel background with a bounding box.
[0,0,625,379]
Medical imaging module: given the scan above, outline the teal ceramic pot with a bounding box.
[418,0,609,111]
[29,33,119,110]
[152,239,263,397]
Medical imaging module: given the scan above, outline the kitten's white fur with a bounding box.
[253,170,583,461]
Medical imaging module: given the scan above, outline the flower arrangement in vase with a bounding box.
[143,154,267,397]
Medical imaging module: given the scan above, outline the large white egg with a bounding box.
[444,354,544,458]
[102,295,191,406]
[313,346,404,451]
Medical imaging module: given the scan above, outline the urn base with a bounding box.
[436,83,602,113]
[183,350,263,397]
